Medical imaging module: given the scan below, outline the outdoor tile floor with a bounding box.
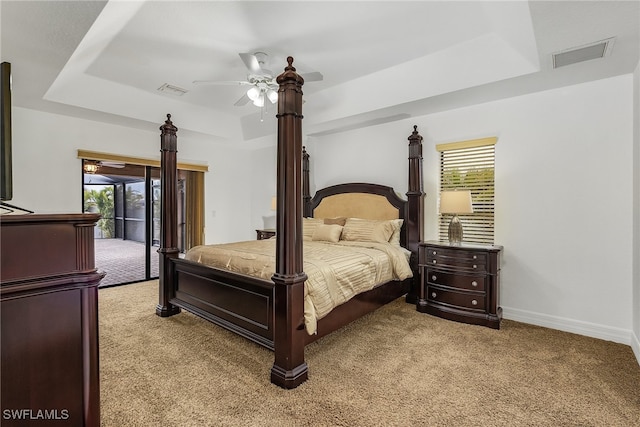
[94,238,160,287]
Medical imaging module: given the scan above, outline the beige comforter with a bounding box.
[184,239,413,335]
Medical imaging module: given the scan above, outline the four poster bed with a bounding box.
[156,57,425,389]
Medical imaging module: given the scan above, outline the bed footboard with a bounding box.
[170,258,275,349]
[169,258,409,350]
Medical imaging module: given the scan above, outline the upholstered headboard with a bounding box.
[313,192,400,220]
[308,183,407,247]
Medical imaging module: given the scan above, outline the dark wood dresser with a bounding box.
[0,213,104,427]
[417,240,503,329]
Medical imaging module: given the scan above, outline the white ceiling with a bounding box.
[1,1,638,145]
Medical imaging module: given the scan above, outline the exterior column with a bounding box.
[156,114,181,317]
[270,57,309,389]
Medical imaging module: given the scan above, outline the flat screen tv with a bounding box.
[1,61,12,201]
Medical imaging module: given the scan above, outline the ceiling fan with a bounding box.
[194,52,323,112]
[83,160,125,174]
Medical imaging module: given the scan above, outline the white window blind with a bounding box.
[437,137,496,244]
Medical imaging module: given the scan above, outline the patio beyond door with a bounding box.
[83,161,185,287]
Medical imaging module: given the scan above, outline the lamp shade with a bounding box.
[439,190,473,214]
[271,196,277,211]
[252,94,265,107]
[267,89,278,104]
[247,86,261,101]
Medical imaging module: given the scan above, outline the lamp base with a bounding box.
[448,214,463,244]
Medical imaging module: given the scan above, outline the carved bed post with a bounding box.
[270,57,308,389]
[303,146,311,217]
[156,114,181,317]
[405,125,425,304]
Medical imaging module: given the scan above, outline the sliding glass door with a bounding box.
[81,156,200,287]
[83,161,174,287]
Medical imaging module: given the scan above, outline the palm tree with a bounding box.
[84,187,115,238]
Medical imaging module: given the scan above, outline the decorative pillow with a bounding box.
[389,219,404,246]
[312,224,344,243]
[303,217,325,241]
[341,218,396,243]
[323,217,347,226]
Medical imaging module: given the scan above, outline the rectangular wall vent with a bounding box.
[552,37,616,69]
[157,83,188,96]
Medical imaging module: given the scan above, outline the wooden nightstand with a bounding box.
[417,240,503,329]
[256,229,276,240]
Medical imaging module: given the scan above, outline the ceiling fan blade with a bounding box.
[100,161,125,168]
[302,71,323,82]
[234,93,251,106]
[193,80,252,86]
[239,52,263,74]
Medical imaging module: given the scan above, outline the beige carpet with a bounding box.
[99,280,640,427]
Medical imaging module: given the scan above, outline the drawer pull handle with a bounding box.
[471,300,478,306]
[432,251,437,255]
[471,281,478,287]
[473,255,477,259]
[431,292,437,298]
[473,264,477,269]
[433,260,437,264]
[432,275,437,281]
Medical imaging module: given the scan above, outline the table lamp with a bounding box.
[439,190,473,244]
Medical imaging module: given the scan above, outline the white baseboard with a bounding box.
[502,306,633,346]
[632,330,640,366]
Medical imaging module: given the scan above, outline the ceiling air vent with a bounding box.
[552,37,615,69]
[157,83,188,96]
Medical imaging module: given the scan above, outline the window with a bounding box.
[436,137,496,244]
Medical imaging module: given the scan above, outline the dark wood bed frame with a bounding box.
[156,57,425,389]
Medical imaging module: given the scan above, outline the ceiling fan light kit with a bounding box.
[193,52,322,121]
[83,161,100,174]
[246,84,277,108]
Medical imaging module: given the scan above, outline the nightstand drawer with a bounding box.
[425,248,487,272]
[425,269,486,291]
[427,286,486,311]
